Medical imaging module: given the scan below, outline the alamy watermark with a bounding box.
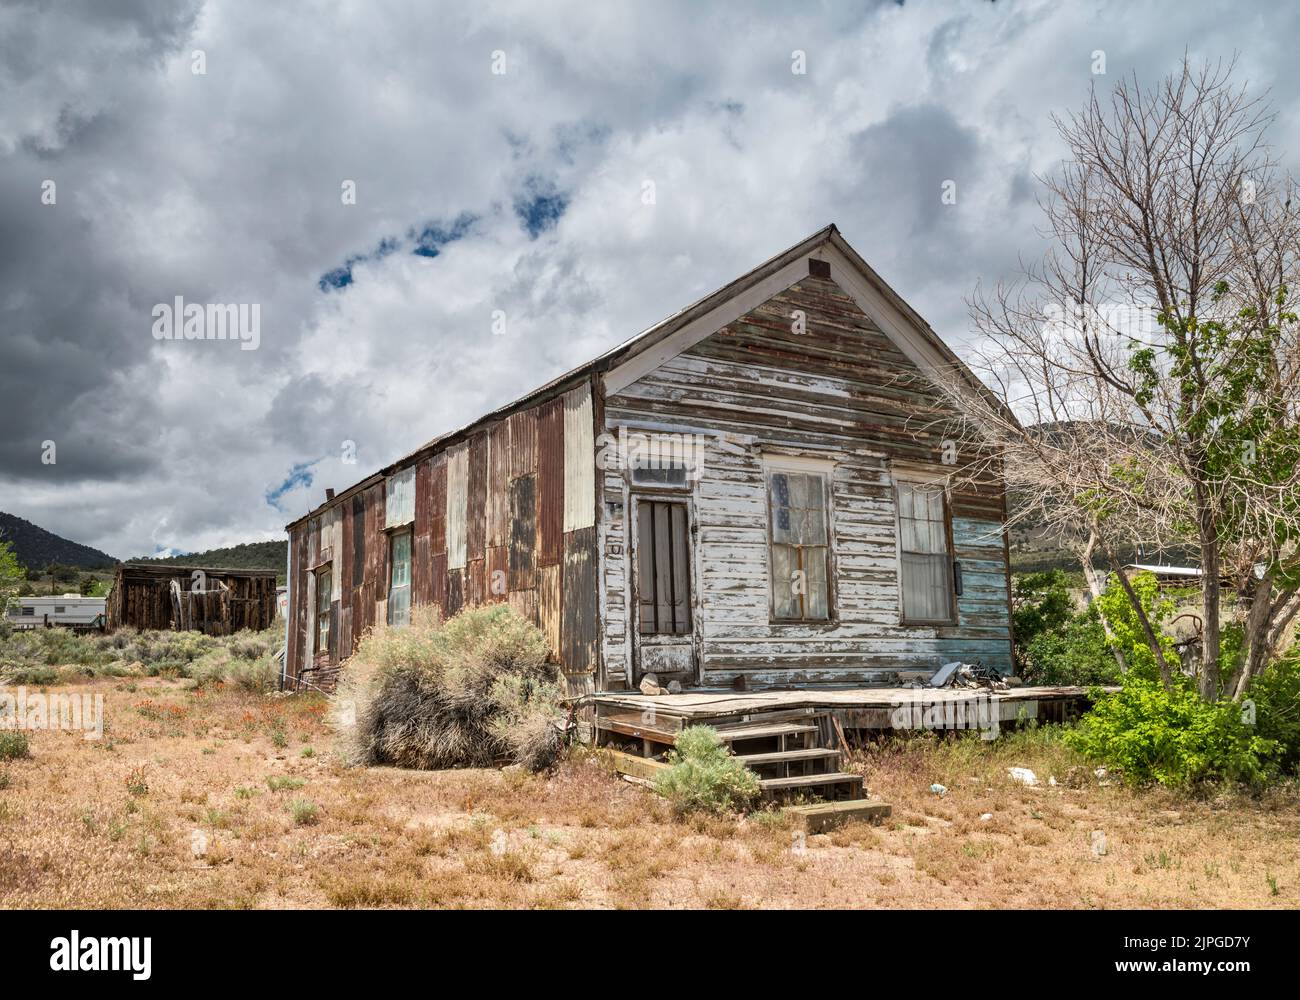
[596,426,711,482]
[0,686,104,740]
[151,296,261,351]
[889,692,1001,740]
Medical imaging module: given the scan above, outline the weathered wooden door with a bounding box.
[630,495,696,685]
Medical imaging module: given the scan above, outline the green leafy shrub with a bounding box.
[346,604,563,772]
[653,726,761,816]
[0,623,283,687]
[0,731,31,761]
[1094,571,1179,680]
[1248,653,1300,775]
[1065,674,1276,787]
[1011,569,1075,673]
[289,798,318,825]
[1023,604,1121,686]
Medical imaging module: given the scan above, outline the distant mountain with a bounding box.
[131,540,287,581]
[0,511,117,571]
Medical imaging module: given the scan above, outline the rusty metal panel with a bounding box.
[385,466,415,527]
[350,494,366,590]
[560,525,598,685]
[367,481,387,634]
[508,408,538,479]
[465,557,486,607]
[428,454,447,556]
[412,457,434,606]
[508,474,536,591]
[537,396,564,567]
[467,432,487,561]
[508,588,537,626]
[430,551,448,616]
[446,567,464,617]
[563,384,595,532]
[486,422,508,547]
[538,563,562,661]
[487,545,508,603]
[445,444,468,569]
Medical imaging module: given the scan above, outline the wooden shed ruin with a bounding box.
[106,563,279,635]
[283,225,1016,703]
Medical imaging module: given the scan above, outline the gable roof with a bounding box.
[286,223,1009,530]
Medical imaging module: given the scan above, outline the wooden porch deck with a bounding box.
[592,684,1097,730]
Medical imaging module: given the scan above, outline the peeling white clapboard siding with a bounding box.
[598,278,1014,683]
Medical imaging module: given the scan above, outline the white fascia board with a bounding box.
[602,256,811,396]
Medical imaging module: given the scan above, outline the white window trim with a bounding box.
[890,466,957,626]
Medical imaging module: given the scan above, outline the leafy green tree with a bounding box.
[951,57,1300,702]
[0,541,24,615]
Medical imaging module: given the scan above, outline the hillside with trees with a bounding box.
[0,511,117,571]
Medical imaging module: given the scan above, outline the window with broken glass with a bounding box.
[316,566,332,656]
[768,470,830,621]
[387,531,411,627]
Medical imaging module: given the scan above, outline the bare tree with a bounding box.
[939,56,1300,701]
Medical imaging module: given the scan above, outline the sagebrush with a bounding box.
[653,726,761,816]
[342,604,564,772]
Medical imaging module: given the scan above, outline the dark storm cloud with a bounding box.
[2,0,1299,558]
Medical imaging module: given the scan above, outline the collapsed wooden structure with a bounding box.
[105,563,278,634]
[284,225,1017,704]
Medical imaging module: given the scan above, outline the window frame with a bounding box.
[315,565,332,658]
[892,473,957,626]
[387,528,413,628]
[763,457,836,624]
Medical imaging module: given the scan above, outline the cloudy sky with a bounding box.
[2,0,1298,559]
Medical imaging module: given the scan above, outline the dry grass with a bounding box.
[0,676,1296,909]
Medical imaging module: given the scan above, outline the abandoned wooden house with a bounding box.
[284,223,1018,737]
[106,563,279,635]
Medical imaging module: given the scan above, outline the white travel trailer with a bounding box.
[6,595,107,631]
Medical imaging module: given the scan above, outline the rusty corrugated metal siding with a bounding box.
[508,474,536,591]
[467,433,487,559]
[486,422,508,548]
[536,396,564,567]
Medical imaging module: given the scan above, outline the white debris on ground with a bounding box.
[1007,767,1039,786]
[929,783,948,796]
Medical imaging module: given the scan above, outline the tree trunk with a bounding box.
[1197,501,1222,701]
[1077,529,1128,673]
[1099,536,1175,688]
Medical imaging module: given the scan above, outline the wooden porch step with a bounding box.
[759,772,864,793]
[788,799,892,833]
[736,747,841,767]
[714,721,818,742]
